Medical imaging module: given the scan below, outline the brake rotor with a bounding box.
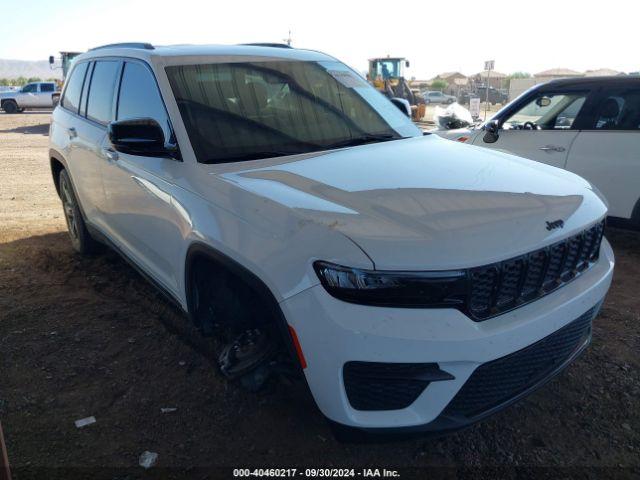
[217,328,277,380]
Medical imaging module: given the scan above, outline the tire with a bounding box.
[58,169,100,254]
[2,100,18,114]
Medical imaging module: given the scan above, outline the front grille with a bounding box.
[443,304,598,419]
[343,362,449,411]
[468,220,604,320]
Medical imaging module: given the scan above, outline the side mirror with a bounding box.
[108,118,179,158]
[49,55,55,65]
[405,60,410,68]
[390,97,411,117]
[536,96,552,107]
[483,119,500,143]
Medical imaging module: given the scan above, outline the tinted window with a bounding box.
[86,60,120,124]
[117,62,168,137]
[62,62,89,112]
[41,83,55,92]
[22,83,37,93]
[593,90,640,130]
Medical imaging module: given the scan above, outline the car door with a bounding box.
[100,60,186,295]
[56,61,102,222]
[16,83,38,107]
[65,60,121,227]
[38,83,55,107]
[565,86,640,220]
[473,89,594,168]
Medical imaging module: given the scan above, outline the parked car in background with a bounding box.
[0,82,59,113]
[457,90,480,105]
[472,84,509,105]
[436,76,640,228]
[423,90,456,104]
[50,43,613,437]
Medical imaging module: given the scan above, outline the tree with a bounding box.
[430,79,448,92]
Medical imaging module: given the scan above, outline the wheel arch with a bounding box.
[49,148,68,197]
[1,98,17,108]
[184,242,300,364]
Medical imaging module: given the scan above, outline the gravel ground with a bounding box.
[0,112,638,479]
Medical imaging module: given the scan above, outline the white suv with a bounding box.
[49,43,614,436]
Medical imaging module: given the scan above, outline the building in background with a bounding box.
[584,68,621,77]
[471,70,507,89]
[509,67,622,100]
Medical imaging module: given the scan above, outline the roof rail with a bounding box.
[240,43,293,49]
[90,42,154,51]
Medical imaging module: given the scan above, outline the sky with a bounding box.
[2,0,638,79]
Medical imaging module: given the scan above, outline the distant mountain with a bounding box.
[0,58,63,80]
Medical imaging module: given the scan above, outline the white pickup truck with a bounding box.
[0,82,59,113]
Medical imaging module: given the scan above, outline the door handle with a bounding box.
[102,147,119,162]
[539,145,566,153]
[67,127,77,139]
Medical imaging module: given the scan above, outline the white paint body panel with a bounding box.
[566,131,640,219]
[435,125,639,221]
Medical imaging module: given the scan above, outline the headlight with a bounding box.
[313,261,468,308]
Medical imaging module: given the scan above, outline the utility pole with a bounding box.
[484,60,494,120]
[283,30,292,46]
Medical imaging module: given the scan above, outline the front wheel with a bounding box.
[59,169,100,255]
[2,100,18,114]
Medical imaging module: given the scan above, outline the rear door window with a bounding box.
[40,83,55,92]
[592,90,640,130]
[86,60,121,125]
[61,62,89,112]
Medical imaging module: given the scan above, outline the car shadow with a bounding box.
[0,109,53,115]
[0,123,49,135]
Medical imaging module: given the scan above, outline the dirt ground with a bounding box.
[0,112,639,479]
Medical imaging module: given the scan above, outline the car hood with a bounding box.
[216,135,607,270]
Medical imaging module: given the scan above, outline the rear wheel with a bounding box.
[59,169,100,254]
[2,100,18,114]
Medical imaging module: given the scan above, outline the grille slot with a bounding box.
[444,304,598,418]
[467,220,604,321]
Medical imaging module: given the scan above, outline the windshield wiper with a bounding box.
[323,134,403,150]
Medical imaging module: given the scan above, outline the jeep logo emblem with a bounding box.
[546,219,565,231]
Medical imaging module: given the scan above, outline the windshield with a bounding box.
[165,60,421,164]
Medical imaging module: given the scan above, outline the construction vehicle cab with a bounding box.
[368,57,423,120]
[49,51,83,106]
[369,57,409,83]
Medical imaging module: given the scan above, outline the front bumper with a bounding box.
[280,238,614,430]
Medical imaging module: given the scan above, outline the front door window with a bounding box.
[503,93,587,130]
